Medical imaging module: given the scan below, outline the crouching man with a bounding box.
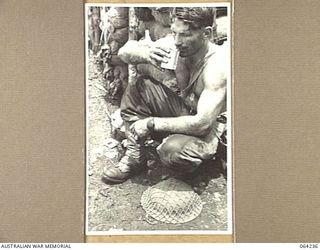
[103,7,228,184]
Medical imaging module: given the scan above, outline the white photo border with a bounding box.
[85,2,233,236]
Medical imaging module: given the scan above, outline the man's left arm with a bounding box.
[131,62,226,138]
[153,70,226,137]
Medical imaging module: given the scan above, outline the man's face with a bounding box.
[171,18,205,58]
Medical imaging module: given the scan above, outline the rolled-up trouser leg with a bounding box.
[157,134,217,173]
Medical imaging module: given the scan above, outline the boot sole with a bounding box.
[101,164,147,185]
[101,173,130,184]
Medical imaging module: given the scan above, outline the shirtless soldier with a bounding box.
[102,7,228,184]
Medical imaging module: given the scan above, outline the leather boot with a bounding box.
[102,135,146,184]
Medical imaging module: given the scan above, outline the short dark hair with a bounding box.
[172,7,216,29]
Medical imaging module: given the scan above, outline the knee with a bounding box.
[121,76,150,98]
[136,76,155,90]
[157,135,202,173]
[157,135,185,153]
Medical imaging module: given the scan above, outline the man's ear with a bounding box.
[203,26,213,39]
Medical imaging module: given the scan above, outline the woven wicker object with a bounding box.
[141,178,203,224]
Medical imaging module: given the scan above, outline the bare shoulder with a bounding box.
[203,42,229,90]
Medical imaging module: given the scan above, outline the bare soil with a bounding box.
[87,54,229,233]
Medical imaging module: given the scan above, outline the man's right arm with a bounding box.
[118,39,170,67]
[118,40,150,65]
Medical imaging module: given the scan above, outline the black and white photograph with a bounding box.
[85,3,232,235]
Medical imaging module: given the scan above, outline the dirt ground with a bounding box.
[87,54,229,233]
